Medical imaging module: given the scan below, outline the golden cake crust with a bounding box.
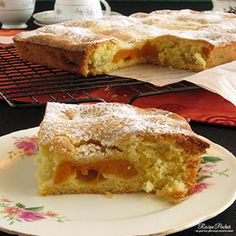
[39,102,209,160]
[14,10,236,76]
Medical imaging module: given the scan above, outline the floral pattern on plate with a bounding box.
[0,196,68,225]
[13,135,38,156]
[0,135,69,225]
[0,136,38,169]
[192,156,229,194]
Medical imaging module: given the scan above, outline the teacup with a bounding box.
[0,0,36,29]
[54,0,111,20]
[212,0,236,13]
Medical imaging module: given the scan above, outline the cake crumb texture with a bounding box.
[36,102,209,203]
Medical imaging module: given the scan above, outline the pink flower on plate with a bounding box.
[45,210,58,217]
[14,136,38,155]
[19,211,45,222]
[201,163,217,174]
[5,206,23,217]
[191,182,210,194]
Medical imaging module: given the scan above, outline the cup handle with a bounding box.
[100,0,111,16]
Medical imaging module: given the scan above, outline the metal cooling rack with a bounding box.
[0,46,199,108]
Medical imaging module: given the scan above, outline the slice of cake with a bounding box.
[37,102,209,203]
[13,10,236,76]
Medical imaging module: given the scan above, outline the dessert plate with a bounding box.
[33,10,122,25]
[0,127,236,236]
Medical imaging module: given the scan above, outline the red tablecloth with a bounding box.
[1,30,236,126]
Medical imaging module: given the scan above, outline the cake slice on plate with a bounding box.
[36,102,209,203]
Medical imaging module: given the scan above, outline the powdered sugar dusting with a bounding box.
[39,102,199,148]
[131,9,236,45]
[15,10,236,48]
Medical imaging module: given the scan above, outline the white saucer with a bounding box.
[33,10,122,25]
[33,11,65,24]
[34,20,47,27]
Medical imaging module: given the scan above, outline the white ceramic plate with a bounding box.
[33,10,122,25]
[0,127,236,236]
